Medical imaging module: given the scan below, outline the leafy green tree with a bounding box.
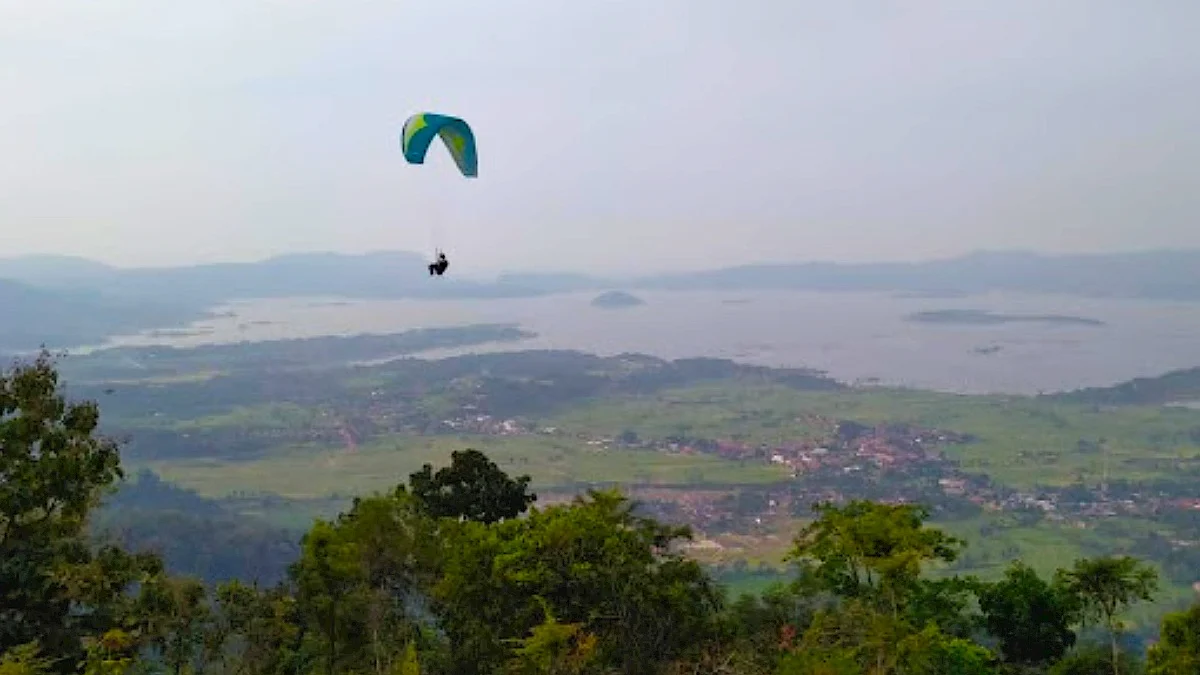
[1147,602,1200,675]
[904,576,981,639]
[1056,556,1158,675]
[778,599,907,674]
[503,601,599,675]
[978,560,1079,667]
[288,485,448,675]
[408,449,536,524]
[0,351,156,667]
[434,489,721,675]
[1051,645,1142,675]
[895,623,998,675]
[292,520,369,675]
[713,584,815,672]
[778,600,998,675]
[133,575,212,675]
[78,630,137,675]
[785,500,964,615]
[208,580,304,675]
[333,490,445,675]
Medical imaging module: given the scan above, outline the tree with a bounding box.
[333,490,445,675]
[292,520,369,675]
[1147,602,1200,675]
[504,602,599,675]
[207,581,304,675]
[408,449,536,524]
[779,599,908,674]
[778,600,999,675]
[287,485,450,675]
[133,575,212,675]
[895,624,998,675]
[715,584,816,672]
[434,489,721,675]
[978,560,1078,667]
[78,630,136,675]
[785,500,964,615]
[0,351,153,666]
[1056,556,1158,675]
[1051,645,1141,675]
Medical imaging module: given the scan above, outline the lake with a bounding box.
[94,290,1200,395]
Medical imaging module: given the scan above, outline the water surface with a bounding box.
[95,290,1200,395]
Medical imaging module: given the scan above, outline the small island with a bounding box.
[907,309,1105,327]
[591,290,646,309]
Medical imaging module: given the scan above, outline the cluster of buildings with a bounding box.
[332,395,1200,545]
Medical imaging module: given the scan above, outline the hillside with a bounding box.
[0,279,201,353]
[1,251,554,306]
[0,254,119,287]
[636,249,1200,300]
[1051,366,1200,406]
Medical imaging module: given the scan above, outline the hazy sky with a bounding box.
[2,1,1198,275]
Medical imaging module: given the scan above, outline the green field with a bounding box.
[138,433,792,499]
[174,403,333,432]
[134,379,1200,515]
[550,382,1200,488]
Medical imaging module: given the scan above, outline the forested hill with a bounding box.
[1051,367,1200,406]
[92,469,302,586]
[0,278,198,353]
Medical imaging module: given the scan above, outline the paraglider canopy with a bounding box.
[401,112,478,178]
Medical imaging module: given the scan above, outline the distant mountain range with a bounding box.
[0,278,197,353]
[2,248,1199,352]
[632,249,1200,299]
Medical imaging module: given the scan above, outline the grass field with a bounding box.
[549,383,1200,488]
[137,433,792,500]
[174,403,333,432]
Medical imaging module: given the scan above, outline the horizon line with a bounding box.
[4,245,1200,278]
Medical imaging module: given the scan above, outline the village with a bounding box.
[425,407,1200,540]
[176,389,1200,561]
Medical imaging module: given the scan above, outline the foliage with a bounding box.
[408,449,536,524]
[0,643,53,675]
[785,500,964,616]
[433,489,722,674]
[1146,602,1200,675]
[1050,644,1144,675]
[503,603,599,675]
[978,560,1079,666]
[1057,556,1158,675]
[0,351,154,668]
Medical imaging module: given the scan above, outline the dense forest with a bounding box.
[5,352,1200,675]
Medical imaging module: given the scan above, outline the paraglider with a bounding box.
[401,112,478,178]
[400,112,477,277]
[428,250,449,276]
